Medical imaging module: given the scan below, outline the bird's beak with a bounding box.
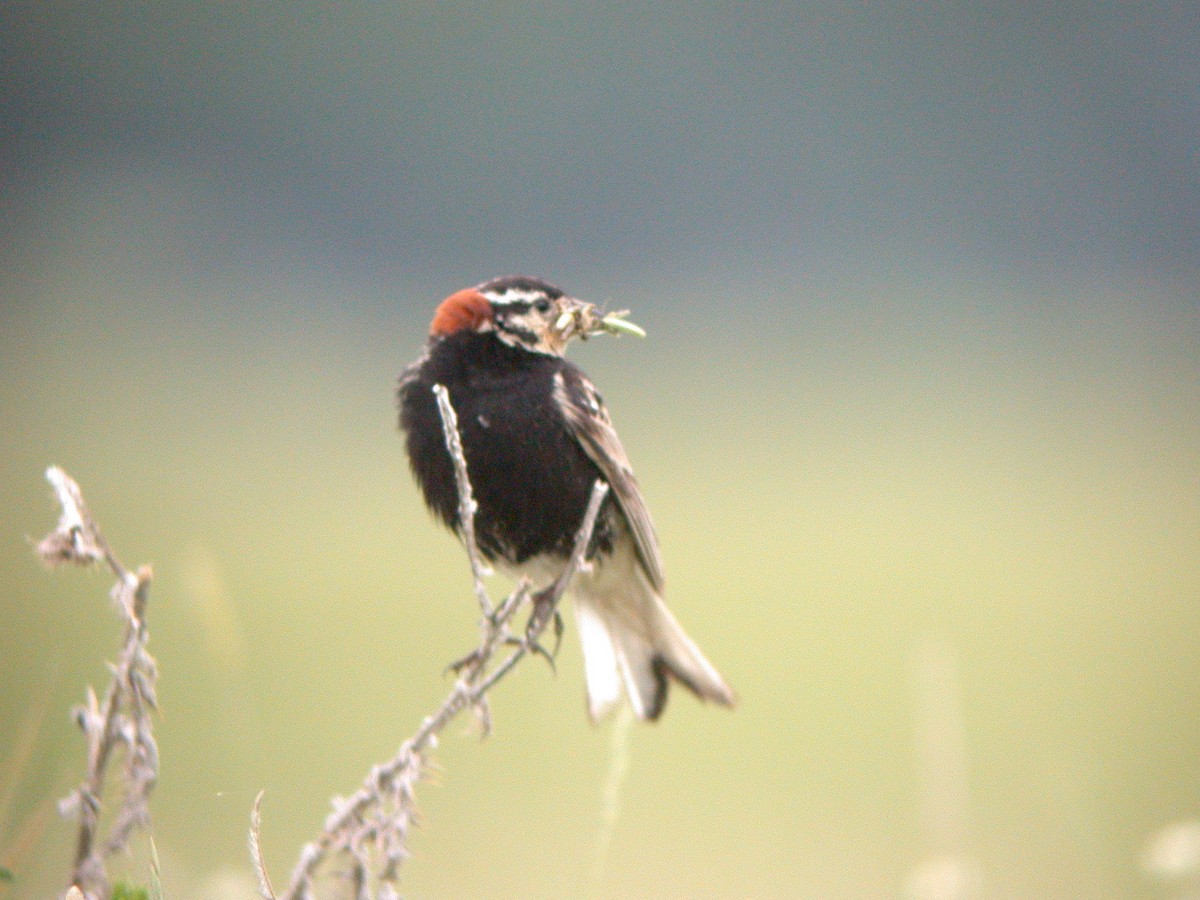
[554,297,647,343]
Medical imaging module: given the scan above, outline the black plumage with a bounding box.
[397,277,734,721]
[399,330,616,564]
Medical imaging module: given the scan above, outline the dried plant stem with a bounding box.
[36,467,159,900]
[250,792,275,900]
[266,389,609,900]
[432,384,493,619]
[588,703,635,898]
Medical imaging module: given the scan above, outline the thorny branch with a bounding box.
[260,386,609,900]
[432,384,493,620]
[36,467,159,900]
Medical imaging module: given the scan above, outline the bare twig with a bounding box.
[265,391,609,900]
[36,467,159,900]
[250,792,276,900]
[432,384,493,618]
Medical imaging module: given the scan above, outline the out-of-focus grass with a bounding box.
[2,266,1198,898]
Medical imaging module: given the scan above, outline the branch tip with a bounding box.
[277,396,610,898]
[36,467,159,898]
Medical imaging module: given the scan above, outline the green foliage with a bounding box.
[0,866,13,881]
[110,883,150,900]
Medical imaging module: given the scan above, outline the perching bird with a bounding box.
[398,275,734,721]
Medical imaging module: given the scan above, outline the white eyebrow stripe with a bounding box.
[482,289,545,306]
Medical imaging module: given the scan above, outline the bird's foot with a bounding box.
[524,587,564,671]
[445,648,485,675]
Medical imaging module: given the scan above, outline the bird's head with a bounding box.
[429,275,645,356]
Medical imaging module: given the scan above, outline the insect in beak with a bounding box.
[555,301,647,341]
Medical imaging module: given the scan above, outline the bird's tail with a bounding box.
[574,579,735,722]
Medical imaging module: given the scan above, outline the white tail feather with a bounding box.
[649,595,735,706]
[610,622,660,720]
[575,602,622,720]
[574,577,735,721]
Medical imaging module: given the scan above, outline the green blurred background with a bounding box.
[2,4,1198,898]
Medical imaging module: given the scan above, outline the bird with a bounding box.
[397,275,735,721]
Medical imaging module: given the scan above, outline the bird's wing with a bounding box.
[553,366,666,591]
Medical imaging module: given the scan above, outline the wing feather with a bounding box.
[553,367,666,591]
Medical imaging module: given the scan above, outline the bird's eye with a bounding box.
[534,298,551,313]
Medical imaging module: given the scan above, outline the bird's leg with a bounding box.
[447,584,564,675]
[446,648,484,676]
[523,584,565,671]
[445,600,513,676]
